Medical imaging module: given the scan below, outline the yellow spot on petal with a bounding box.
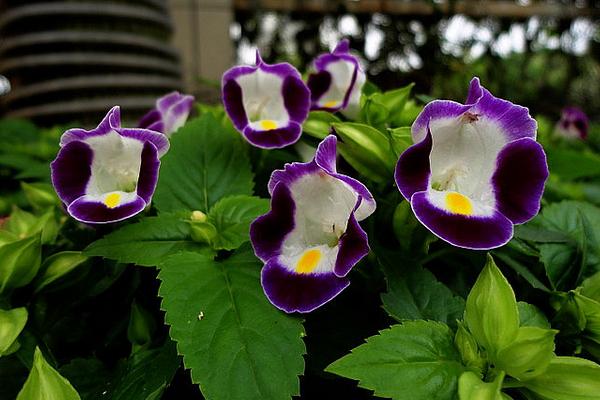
[296,249,322,274]
[259,119,277,131]
[445,192,473,216]
[323,100,339,108]
[104,192,121,209]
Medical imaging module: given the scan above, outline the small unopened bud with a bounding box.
[191,210,207,223]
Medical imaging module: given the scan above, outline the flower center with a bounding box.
[296,249,322,274]
[259,119,278,131]
[104,192,121,209]
[445,192,473,215]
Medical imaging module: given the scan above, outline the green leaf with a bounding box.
[545,147,600,180]
[333,122,396,170]
[34,251,88,293]
[380,253,465,328]
[458,371,505,400]
[536,201,600,290]
[518,302,551,329]
[581,271,600,302]
[377,83,414,126]
[465,255,519,359]
[153,115,254,213]
[524,356,600,400]
[388,126,412,157]
[17,347,81,400]
[158,247,306,400]
[326,321,465,400]
[0,307,27,356]
[0,233,42,293]
[127,301,156,350]
[302,111,341,139]
[207,195,269,250]
[85,214,211,267]
[495,326,557,381]
[20,182,60,210]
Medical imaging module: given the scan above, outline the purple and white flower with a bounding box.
[556,106,589,140]
[395,78,548,250]
[307,39,365,119]
[251,135,376,313]
[51,106,169,224]
[222,52,310,149]
[138,91,194,136]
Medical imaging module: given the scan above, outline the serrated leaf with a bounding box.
[17,347,81,400]
[158,246,306,400]
[326,321,465,400]
[85,214,212,267]
[153,115,254,213]
[380,252,464,328]
[208,195,269,250]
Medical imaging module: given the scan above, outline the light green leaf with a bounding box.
[302,111,341,139]
[158,247,306,400]
[388,126,412,157]
[207,195,269,250]
[545,147,600,180]
[17,347,81,400]
[380,252,465,328]
[465,255,519,359]
[377,83,414,126]
[0,307,27,356]
[518,301,551,329]
[495,326,557,381]
[524,356,600,400]
[0,233,42,293]
[34,251,88,293]
[326,321,465,400]
[85,214,211,267]
[581,271,600,302]
[20,182,60,210]
[153,114,254,213]
[333,122,396,170]
[458,371,505,400]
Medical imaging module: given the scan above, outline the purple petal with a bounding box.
[51,141,93,205]
[138,109,162,131]
[243,122,303,149]
[307,70,332,105]
[465,77,484,105]
[61,106,121,146]
[394,129,432,200]
[116,127,170,157]
[67,195,146,224]
[333,39,350,54]
[283,75,311,123]
[492,138,548,224]
[221,78,249,132]
[411,191,514,250]
[261,258,350,313]
[136,142,161,203]
[250,183,296,262]
[334,212,369,277]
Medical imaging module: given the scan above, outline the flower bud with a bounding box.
[20,182,60,210]
[0,233,42,294]
[0,307,27,356]
[458,371,505,400]
[525,356,600,400]
[189,221,217,245]
[127,301,156,351]
[455,322,485,373]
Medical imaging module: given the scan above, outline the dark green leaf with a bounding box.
[153,115,254,213]
[85,214,211,267]
[518,302,551,329]
[158,246,306,400]
[326,321,465,400]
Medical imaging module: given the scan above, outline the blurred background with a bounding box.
[0,0,598,125]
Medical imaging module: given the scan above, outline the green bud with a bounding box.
[190,210,207,223]
[337,141,390,183]
[333,122,397,174]
[127,301,156,351]
[524,356,600,400]
[458,370,505,400]
[20,182,59,210]
[34,251,88,293]
[17,347,81,400]
[0,233,42,294]
[581,272,600,303]
[574,293,600,345]
[394,99,423,127]
[455,322,485,373]
[495,326,557,380]
[374,83,414,127]
[5,207,37,238]
[465,255,519,359]
[301,111,340,140]
[189,221,218,245]
[360,94,389,127]
[392,200,419,252]
[0,307,28,356]
[388,126,412,158]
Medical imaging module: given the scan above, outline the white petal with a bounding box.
[428,116,507,206]
[84,131,144,196]
[236,69,289,124]
[318,59,356,108]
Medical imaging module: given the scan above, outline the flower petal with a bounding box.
[116,127,169,157]
[242,121,302,149]
[492,138,548,224]
[51,141,93,205]
[67,192,146,224]
[261,258,349,313]
[250,183,296,262]
[60,106,121,146]
[411,190,513,250]
[334,211,369,277]
[135,142,160,203]
[395,128,432,200]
